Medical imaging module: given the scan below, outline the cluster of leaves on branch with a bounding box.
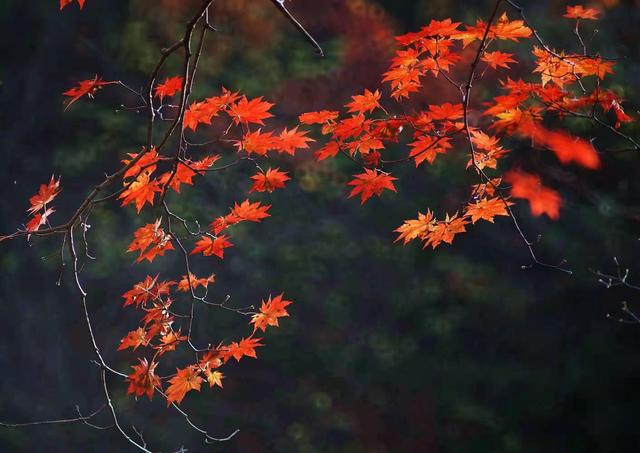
[79,80,297,404]
[37,0,305,411]
[119,270,291,404]
[2,1,637,449]
[24,176,60,239]
[297,7,633,251]
[27,0,637,404]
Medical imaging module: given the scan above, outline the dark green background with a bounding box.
[1,0,640,451]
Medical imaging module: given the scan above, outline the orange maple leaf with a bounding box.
[299,110,339,125]
[183,101,220,131]
[505,170,562,220]
[159,156,219,193]
[223,337,264,363]
[395,210,435,245]
[126,358,161,400]
[156,329,187,356]
[177,273,215,292]
[564,5,600,20]
[428,103,463,121]
[464,197,512,223]
[166,366,203,405]
[122,148,160,180]
[237,130,279,156]
[408,135,451,166]
[118,328,150,351]
[205,370,224,389]
[199,349,224,372]
[250,293,293,332]
[127,219,174,263]
[118,170,162,213]
[346,89,382,114]
[482,51,516,70]
[249,168,290,193]
[519,122,600,169]
[221,199,272,228]
[423,213,468,249]
[191,235,233,259]
[471,178,503,198]
[491,12,532,41]
[347,169,398,204]
[227,96,274,125]
[122,275,175,308]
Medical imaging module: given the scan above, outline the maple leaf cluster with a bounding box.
[119,272,292,404]
[24,176,61,238]
[395,189,512,249]
[295,4,633,250]
[99,81,303,406]
[117,146,219,213]
[19,2,634,418]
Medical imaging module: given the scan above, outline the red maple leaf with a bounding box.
[122,148,160,180]
[155,330,187,356]
[346,89,382,114]
[25,208,55,238]
[190,235,233,259]
[237,130,279,156]
[62,75,116,110]
[347,169,398,204]
[122,275,175,308]
[228,199,272,225]
[154,76,183,101]
[332,114,368,141]
[505,170,563,220]
[299,110,339,125]
[227,96,274,125]
[222,337,264,363]
[249,168,290,193]
[209,199,272,234]
[482,51,516,70]
[408,135,451,166]
[27,175,61,215]
[520,122,600,169]
[428,103,463,121]
[315,141,340,161]
[275,127,315,155]
[118,170,162,213]
[159,156,219,193]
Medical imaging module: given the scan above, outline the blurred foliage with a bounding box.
[1,0,640,452]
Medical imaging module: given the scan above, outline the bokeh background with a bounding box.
[1,0,640,451]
